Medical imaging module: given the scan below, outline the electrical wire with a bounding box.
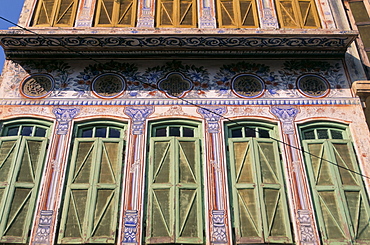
[1,15,370,180]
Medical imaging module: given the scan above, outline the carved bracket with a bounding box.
[53,108,80,135]
[270,106,299,134]
[198,107,227,133]
[124,106,154,135]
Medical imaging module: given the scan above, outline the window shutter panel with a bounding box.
[0,137,48,243]
[117,0,135,25]
[147,139,174,242]
[34,0,55,26]
[176,140,202,243]
[230,140,263,242]
[298,0,319,28]
[54,0,77,26]
[96,0,114,25]
[239,0,256,27]
[257,141,291,243]
[179,0,194,26]
[158,0,175,26]
[218,0,236,27]
[276,0,299,28]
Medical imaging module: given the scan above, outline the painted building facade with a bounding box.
[0,0,370,245]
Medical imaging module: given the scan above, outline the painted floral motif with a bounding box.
[21,60,73,97]
[74,61,140,98]
[213,61,278,98]
[141,60,210,98]
[279,60,346,97]
[2,61,28,97]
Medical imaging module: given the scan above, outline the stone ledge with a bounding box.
[352,80,370,97]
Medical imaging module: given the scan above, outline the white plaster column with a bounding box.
[270,106,320,245]
[120,106,153,245]
[137,0,155,27]
[198,107,231,245]
[258,0,279,29]
[75,0,97,27]
[18,0,37,27]
[31,108,79,245]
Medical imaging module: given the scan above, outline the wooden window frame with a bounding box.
[32,0,79,27]
[226,122,293,244]
[216,0,259,28]
[275,0,321,28]
[94,0,137,27]
[156,0,197,28]
[300,122,370,243]
[0,119,51,243]
[58,121,126,244]
[145,120,204,244]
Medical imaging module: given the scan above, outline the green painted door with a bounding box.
[0,130,48,243]
[58,125,125,244]
[228,126,292,244]
[146,133,203,244]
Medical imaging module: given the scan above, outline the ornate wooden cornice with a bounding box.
[0,29,358,58]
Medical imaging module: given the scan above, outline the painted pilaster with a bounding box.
[75,0,97,27]
[31,108,79,245]
[18,0,37,27]
[137,0,155,28]
[270,106,319,245]
[199,0,217,28]
[258,0,279,29]
[120,106,154,245]
[198,107,230,245]
[315,0,336,29]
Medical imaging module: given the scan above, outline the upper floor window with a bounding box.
[275,0,321,28]
[0,120,51,243]
[94,0,137,27]
[216,0,259,28]
[156,0,197,27]
[300,122,370,244]
[226,122,293,243]
[32,0,79,27]
[58,121,126,244]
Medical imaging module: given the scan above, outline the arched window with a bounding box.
[0,120,51,243]
[216,0,259,28]
[145,121,204,243]
[156,0,197,27]
[226,122,293,243]
[32,0,79,27]
[300,123,370,243]
[275,0,320,28]
[94,0,137,27]
[58,121,126,244]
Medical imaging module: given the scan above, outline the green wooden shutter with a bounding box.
[303,139,370,243]
[146,138,203,244]
[58,137,123,244]
[229,137,292,243]
[0,136,48,243]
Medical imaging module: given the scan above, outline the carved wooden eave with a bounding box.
[0,28,358,59]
